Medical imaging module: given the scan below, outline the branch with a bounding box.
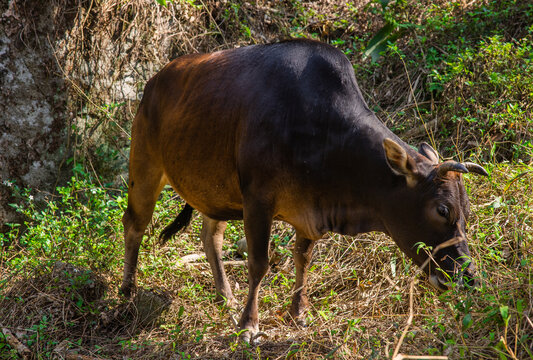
[1,327,31,360]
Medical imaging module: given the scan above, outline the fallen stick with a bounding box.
[391,280,416,360]
[188,260,247,267]
[1,327,31,360]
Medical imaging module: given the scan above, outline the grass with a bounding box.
[1,0,532,359]
[0,164,531,359]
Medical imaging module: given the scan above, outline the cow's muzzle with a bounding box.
[423,236,479,291]
[428,268,479,291]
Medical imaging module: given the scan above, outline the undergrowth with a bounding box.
[31,0,531,180]
[1,164,531,359]
[281,0,533,162]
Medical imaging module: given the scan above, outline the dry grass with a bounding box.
[1,166,531,359]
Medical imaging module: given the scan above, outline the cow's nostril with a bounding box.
[458,270,479,289]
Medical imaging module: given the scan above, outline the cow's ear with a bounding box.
[419,142,439,164]
[383,138,419,187]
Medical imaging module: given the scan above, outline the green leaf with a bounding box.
[516,299,525,315]
[462,313,473,331]
[364,22,401,62]
[500,305,510,326]
[155,0,167,6]
[318,310,330,320]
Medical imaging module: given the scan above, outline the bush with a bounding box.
[2,173,126,272]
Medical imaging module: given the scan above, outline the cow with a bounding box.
[120,39,488,342]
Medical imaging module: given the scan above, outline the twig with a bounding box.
[187,260,247,267]
[402,119,438,139]
[500,311,519,360]
[392,48,437,149]
[391,280,415,359]
[198,0,228,47]
[392,237,463,359]
[500,335,519,360]
[1,327,31,360]
[383,274,401,292]
[419,237,464,274]
[525,314,533,330]
[514,321,518,359]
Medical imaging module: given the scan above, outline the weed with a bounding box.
[5,172,126,273]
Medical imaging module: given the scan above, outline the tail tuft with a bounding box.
[159,203,194,245]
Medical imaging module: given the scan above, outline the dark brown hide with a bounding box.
[121,40,487,342]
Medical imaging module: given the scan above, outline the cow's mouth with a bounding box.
[428,269,479,291]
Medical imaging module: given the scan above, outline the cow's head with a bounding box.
[382,138,488,290]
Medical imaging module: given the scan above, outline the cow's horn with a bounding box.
[437,161,469,177]
[463,162,489,176]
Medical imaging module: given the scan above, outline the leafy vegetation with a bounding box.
[1,164,531,359]
[283,0,533,162]
[1,0,532,359]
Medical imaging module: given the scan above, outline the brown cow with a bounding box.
[120,39,487,342]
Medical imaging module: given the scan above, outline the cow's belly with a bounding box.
[161,147,244,221]
[169,177,243,221]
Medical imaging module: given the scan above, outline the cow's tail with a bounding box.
[159,203,194,245]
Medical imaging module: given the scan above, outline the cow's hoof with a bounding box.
[119,283,135,298]
[227,298,239,312]
[239,329,252,344]
[239,328,267,345]
[286,310,308,327]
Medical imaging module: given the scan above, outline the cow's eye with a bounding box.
[437,204,450,219]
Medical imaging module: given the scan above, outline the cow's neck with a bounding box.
[298,113,415,239]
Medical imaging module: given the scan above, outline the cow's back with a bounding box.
[134,40,390,221]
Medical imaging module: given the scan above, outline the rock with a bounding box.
[0,1,68,229]
[237,237,248,257]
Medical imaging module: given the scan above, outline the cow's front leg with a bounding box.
[290,234,316,325]
[238,199,272,343]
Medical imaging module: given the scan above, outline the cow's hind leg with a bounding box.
[238,199,272,343]
[120,162,166,297]
[289,234,316,326]
[200,215,236,307]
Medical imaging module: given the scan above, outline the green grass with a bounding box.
[1,163,531,359]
